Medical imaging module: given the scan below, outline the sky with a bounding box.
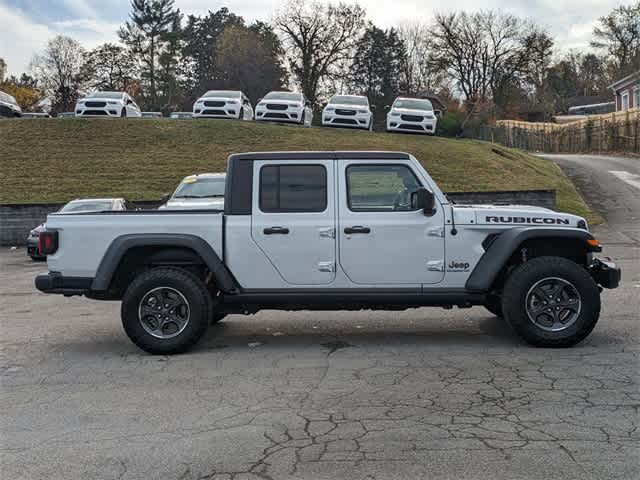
[0,0,631,76]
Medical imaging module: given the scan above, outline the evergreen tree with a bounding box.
[349,24,407,127]
[118,0,181,109]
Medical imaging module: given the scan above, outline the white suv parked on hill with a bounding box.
[192,90,253,120]
[322,94,372,130]
[75,91,141,118]
[255,91,312,126]
[387,97,437,134]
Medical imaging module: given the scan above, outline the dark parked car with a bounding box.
[27,198,128,260]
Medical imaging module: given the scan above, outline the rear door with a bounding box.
[337,160,446,285]
[251,160,336,285]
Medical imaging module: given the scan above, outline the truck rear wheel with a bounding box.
[501,256,600,347]
[121,267,211,354]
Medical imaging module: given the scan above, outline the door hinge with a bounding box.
[317,261,336,272]
[318,227,335,239]
[427,260,444,272]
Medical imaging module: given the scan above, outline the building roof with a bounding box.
[609,70,640,90]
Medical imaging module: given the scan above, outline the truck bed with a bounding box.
[44,211,223,278]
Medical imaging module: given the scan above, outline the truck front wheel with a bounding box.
[121,267,211,354]
[501,256,601,347]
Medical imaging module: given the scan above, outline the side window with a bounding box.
[347,164,423,212]
[260,165,327,213]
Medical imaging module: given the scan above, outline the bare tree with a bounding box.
[430,11,539,119]
[30,35,87,113]
[397,22,444,95]
[591,1,640,76]
[273,0,365,105]
[83,43,138,91]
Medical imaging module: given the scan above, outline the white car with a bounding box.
[0,91,22,117]
[159,173,226,210]
[322,94,372,130]
[255,91,312,126]
[193,90,253,120]
[75,91,142,118]
[386,97,437,134]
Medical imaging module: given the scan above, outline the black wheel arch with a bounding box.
[466,227,600,293]
[91,234,239,297]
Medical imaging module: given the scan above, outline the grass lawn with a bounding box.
[0,118,598,222]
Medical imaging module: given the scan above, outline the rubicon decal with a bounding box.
[486,216,570,225]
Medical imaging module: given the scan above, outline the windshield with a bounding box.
[329,95,368,106]
[86,92,124,99]
[173,177,226,198]
[264,92,302,101]
[203,90,240,98]
[60,200,114,213]
[394,99,433,111]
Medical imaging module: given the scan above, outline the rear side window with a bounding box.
[260,165,327,212]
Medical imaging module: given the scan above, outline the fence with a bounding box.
[467,107,640,154]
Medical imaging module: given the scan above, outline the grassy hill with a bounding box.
[0,118,596,221]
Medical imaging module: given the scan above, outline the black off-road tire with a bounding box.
[484,294,503,317]
[501,256,600,347]
[121,267,211,354]
[121,108,126,118]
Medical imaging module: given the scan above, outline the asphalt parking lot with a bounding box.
[1,156,639,480]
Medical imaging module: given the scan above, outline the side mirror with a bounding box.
[127,99,133,105]
[370,104,376,110]
[160,193,170,204]
[384,105,390,110]
[411,188,436,215]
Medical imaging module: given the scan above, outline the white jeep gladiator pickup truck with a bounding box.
[35,151,621,354]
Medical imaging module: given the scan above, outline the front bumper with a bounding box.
[255,106,303,123]
[589,258,621,289]
[193,108,239,119]
[323,112,370,129]
[387,117,436,134]
[75,108,122,117]
[35,272,93,296]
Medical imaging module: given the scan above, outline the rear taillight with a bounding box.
[38,230,58,255]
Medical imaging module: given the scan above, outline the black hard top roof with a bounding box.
[228,151,411,162]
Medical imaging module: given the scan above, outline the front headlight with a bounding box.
[391,112,400,117]
[357,110,368,114]
[196,100,204,104]
[325,107,334,112]
[226,100,238,104]
[107,101,119,104]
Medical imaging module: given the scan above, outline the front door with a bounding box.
[338,160,445,285]
[251,160,336,285]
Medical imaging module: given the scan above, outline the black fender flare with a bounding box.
[91,234,239,293]
[465,227,598,292]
